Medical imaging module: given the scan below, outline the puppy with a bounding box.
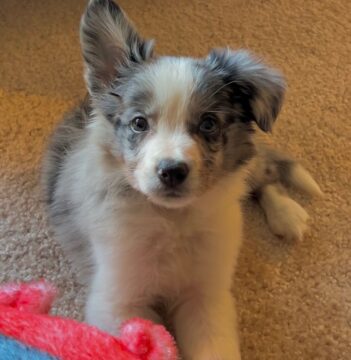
[42,1,321,359]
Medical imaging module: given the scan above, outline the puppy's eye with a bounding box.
[199,115,219,134]
[130,117,149,133]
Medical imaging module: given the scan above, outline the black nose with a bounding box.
[157,159,189,188]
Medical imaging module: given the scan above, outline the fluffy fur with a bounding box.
[42,1,321,359]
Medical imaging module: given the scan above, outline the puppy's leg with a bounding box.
[249,136,321,240]
[173,291,241,360]
[258,183,309,241]
[85,255,162,334]
[85,278,162,334]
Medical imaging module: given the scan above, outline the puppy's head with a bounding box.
[81,0,285,208]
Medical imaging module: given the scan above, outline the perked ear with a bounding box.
[80,0,154,94]
[207,49,285,132]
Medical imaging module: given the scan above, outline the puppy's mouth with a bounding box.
[162,189,185,198]
[148,187,195,209]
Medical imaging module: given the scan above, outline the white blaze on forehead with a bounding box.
[147,57,195,128]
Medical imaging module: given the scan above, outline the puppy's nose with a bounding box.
[157,159,189,188]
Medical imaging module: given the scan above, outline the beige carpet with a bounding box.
[1,0,350,358]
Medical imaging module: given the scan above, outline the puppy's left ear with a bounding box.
[80,0,154,95]
[207,49,285,132]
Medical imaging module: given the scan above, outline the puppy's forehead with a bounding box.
[149,57,195,103]
[137,57,197,124]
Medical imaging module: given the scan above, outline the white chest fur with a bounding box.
[83,175,244,303]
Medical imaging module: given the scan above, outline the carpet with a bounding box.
[0,1,350,359]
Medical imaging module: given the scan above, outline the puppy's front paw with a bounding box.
[266,194,309,241]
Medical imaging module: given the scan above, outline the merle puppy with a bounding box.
[42,1,321,359]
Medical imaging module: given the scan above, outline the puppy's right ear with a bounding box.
[206,49,285,132]
[80,0,154,94]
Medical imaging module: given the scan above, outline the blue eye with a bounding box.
[199,115,219,133]
[130,117,149,132]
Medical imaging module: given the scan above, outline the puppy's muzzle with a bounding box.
[157,159,189,188]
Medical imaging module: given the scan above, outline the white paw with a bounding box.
[264,193,309,241]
